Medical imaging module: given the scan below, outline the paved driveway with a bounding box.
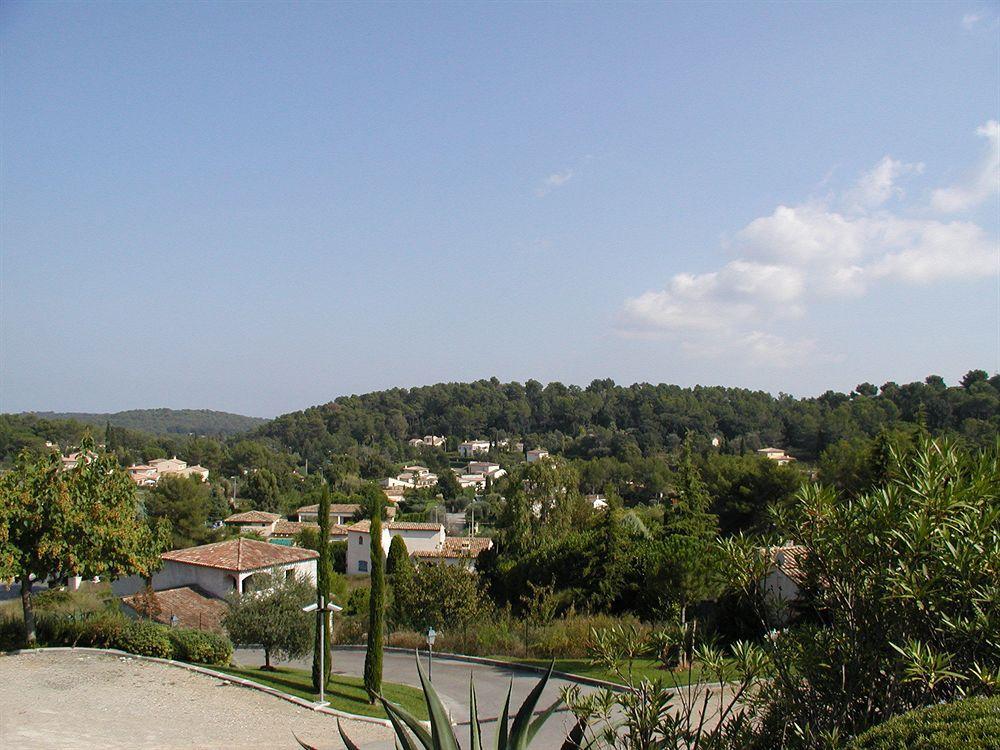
[235,647,590,748]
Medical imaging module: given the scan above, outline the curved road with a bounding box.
[234,647,590,748]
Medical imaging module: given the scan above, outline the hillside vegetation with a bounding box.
[24,408,265,436]
[256,370,998,466]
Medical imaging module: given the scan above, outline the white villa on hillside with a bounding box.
[408,435,446,448]
[458,440,491,458]
[757,447,795,465]
[346,520,492,574]
[223,510,282,535]
[294,503,362,525]
[526,448,549,463]
[113,538,319,599]
[126,457,210,485]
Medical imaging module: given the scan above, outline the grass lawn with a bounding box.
[498,656,730,687]
[212,664,429,720]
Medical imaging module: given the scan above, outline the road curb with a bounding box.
[331,644,629,692]
[6,646,393,728]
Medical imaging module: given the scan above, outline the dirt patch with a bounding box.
[0,650,393,749]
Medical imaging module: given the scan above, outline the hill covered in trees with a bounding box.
[255,370,999,467]
[25,408,266,437]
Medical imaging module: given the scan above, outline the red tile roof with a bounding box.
[223,510,280,524]
[412,537,493,559]
[348,520,443,534]
[766,544,808,584]
[295,504,361,515]
[121,586,228,633]
[270,520,350,538]
[161,538,318,572]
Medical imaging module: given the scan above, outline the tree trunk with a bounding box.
[264,647,271,670]
[20,574,36,646]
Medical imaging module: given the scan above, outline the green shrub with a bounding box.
[167,628,232,665]
[0,613,25,651]
[848,697,1000,750]
[111,619,174,659]
[36,609,128,648]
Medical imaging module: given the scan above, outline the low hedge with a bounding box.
[848,696,1000,750]
[167,627,232,665]
[26,610,232,666]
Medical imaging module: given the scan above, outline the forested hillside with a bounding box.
[26,408,265,436]
[256,370,999,467]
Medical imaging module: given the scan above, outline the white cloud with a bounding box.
[930,120,1000,212]
[842,156,923,211]
[962,11,984,29]
[619,122,999,365]
[535,170,573,197]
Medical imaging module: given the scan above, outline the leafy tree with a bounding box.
[436,469,461,502]
[961,369,989,389]
[0,444,169,644]
[244,468,280,512]
[393,562,486,631]
[311,486,333,692]
[330,540,347,574]
[223,569,313,670]
[144,474,215,549]
[364,493,385,702]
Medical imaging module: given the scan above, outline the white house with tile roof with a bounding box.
[112,538,318,599]
[345,520,491,575]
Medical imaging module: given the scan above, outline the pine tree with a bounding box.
[665,444,717,541]
[363,493,385,702]
[311,485,333,692]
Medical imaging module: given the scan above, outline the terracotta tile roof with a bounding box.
[348,520,443,534]
[412,537,493,559]
[161,538,318,572]
[295,504,361,515]
[766,544,808,584]
[121,586,228,633]
[223,511,280,524]
[271,520,350,538]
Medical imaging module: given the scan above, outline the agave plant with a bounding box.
[297,652,567,750]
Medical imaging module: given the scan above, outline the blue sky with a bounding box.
[2,2,997,417]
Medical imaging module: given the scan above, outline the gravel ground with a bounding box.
[0,650,394,750]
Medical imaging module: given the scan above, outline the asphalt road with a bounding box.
[234,647,590,748]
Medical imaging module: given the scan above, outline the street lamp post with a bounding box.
[426,627,437,682]
[302,596,342,706]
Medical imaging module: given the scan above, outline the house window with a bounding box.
[358,536,363,544]
[358,560,368,573]
[285,569,294,581]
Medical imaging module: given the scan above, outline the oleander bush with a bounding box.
[167,627,232,665]
[847,697,1000,750]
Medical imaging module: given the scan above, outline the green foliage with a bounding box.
[345,586,370,617]
[385,535,411,577]
[721,437,1000,748]
[223,570,314,669]
[244,468,281,513]
[848,696,1000,750]
[145,474,217,549]
[364,495,385,701]
[113,618,175,658]
[0,443,169,644]
[25,408,264,437]
[166,627,232,665]
[393,563,486,631]
[329,541,347,574]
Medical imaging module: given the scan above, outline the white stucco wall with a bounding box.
[113,558,317,599]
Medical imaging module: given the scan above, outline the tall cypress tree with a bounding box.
[311,485,333,692]
[363,493,385,702]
